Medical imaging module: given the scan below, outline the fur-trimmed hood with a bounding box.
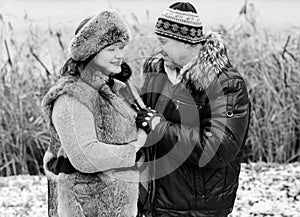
[179,31,232,92]
[144,31,232,93]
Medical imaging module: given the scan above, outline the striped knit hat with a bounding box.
[154,2,204,44]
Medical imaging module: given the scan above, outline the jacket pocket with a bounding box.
[174,99,202,126]
[175,99,203,109]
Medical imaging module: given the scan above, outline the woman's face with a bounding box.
[93,42,126,75]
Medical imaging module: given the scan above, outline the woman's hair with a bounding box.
[60,16,94,77]
[60,55,95,77]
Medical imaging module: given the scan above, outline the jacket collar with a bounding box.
[179,31,232,92]
[153,32,232,93]
[111,78,127,94]
[80,71,126,95]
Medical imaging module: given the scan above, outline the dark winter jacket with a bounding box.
[139,32,251,217]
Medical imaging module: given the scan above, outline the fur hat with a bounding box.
[154,2,204,44]
[69,10,131,61]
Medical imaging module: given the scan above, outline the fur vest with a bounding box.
[42,73,144,217]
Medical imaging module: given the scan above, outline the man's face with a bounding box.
[157,36,189,68]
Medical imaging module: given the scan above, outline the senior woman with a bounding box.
[42,10,147,217]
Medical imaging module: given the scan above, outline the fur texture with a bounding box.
[69,10,131,61]
[42,74,143,217]
[179,31,232,92]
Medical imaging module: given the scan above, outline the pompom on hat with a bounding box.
[154,2,204,44]
[69,10,131,61]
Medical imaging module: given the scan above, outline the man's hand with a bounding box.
[136,108,163,134]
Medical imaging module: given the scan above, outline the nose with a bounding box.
[152,47,164,58]
[161,50,167,57]
[115,48,124,59]
[159,42,165,51]
[157,44,166,56]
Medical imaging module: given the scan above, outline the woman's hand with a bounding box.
[129,129,148,150]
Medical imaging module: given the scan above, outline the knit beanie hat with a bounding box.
[154,2,204,44]
[69,10,131,61]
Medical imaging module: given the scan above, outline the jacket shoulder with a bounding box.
[219,67,245,84]
[210,67,249,99]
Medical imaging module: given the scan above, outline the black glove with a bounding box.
[136,107,163,134]
[111,62,132,82]
[47,156,77,175]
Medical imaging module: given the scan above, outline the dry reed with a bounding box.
[0,3,299,176]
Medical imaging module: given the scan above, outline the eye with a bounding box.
[107,47,116,51]
[105,44,118,51]
[118,42,126,50]
[158,37,168,45]
[119,45,125,50]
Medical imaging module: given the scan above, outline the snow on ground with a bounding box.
[230,162,300,217]
[0,162,299,217]
[0,175,47,217]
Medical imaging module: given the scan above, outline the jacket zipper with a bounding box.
[150,145,157,216]
[148,75,182,215]
[201,169,206,202]
[175,99,202,109]
[193,166,197,207]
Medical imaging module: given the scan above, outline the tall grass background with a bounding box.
[0,2,299,176]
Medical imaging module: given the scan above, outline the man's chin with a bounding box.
[163,59,180,70]
[163,59,174,66]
